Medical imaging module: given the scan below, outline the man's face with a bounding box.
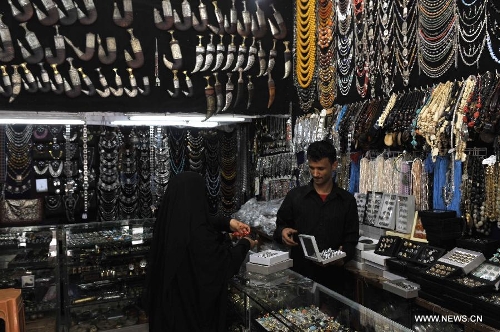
[308,157,337,186]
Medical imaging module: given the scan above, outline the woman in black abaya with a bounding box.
[145,171,256,332]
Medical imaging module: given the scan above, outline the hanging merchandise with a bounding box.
[246,74,254,110]
[200,34,216,72]
[97,35,117,65]
[64,32,95,62]
[109,68,124,97]
[167,70,181,98]
[58,0,78,26]
[317,0,336,107]
[220,72,234,112]
[212,34,226,71]
[77,0,98,26]
[8,0,34,22]
[192,0,208,32]
[45,26,66,65]
[267,71,275,109]
[222,34,237,71]
[237,0,252,37]
[173,0,192,31]
[336,0,354,97]
[191,35,206,73]
[19,63,37,93]
[182,71,194,97]
[0,15,14,63]
[243,37,257,72]
[233,69,245,108]
[376,0,395,96]
[113,0,133,28]
[251,1,267,39]
[233,36,248,72]
[63,57,82,98]
[124,68,138,98]
[154,0,174,31]
[17,23,43,64]
[268,3,288,40]
[354,0,369,98]
[224,0,238,34]
[124,29,144,69]
[78,67,96,96]
[204,75,216,119]
[213,72,223,113]
[208,0,224,34]
[9,65,22,103]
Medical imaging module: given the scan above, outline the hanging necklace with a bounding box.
[318,0,336,107]
[395,0,417,86]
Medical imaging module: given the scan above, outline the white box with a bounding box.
[361,250,389,266]
[246,259,293,275]
[298,235,346,265]
[383,280,420,299]
[249,250,289,266]
[356,236,378,251]
[363,262,386,276]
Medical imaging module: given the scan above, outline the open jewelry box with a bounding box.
[298,234,346,265]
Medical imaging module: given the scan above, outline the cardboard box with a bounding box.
[249,250,289,266]
[246,259,293,275]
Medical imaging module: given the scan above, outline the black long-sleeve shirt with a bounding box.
[273,181,359,291]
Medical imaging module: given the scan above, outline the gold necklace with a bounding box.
[295,0,316,88]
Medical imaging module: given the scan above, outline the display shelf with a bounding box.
[0,225,60,332]
[229,267,412,331]
[61,219,153,331]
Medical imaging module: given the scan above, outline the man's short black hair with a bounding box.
[306,140,337,164]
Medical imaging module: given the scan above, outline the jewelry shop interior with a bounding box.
[1,0,500,331]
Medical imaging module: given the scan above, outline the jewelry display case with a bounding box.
[61,219,153,332]
[0,225,60,332]
[228,267,412,332]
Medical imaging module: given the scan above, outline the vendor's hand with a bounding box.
[281,227,298,246]
[229,218,251,236]
[243,237,258,250]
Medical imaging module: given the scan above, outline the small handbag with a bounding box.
[0,198,43,223]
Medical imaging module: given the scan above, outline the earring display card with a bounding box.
[375,194,397,230]
[395,195,415,234]
[438,247,485,274]
[364,191,384,226]
[354,193,367,224]
[298,234,346,264]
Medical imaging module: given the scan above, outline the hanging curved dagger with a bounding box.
[110,68,123,97]
[221,34,236,71]
[267,71,275,108]
[17,23,44,64]
[36,62,51,92]
[0,15,15,63]
[233,68,244,108]
[113,0,133,28]
[192,0,208,32]
[124,67,138,97]
[212,34,225,71]
[49,64,64,94]
[213,72,223,114]
[266,39,277,74]
[232,36,247,72]
[124,28,144,69]
[63,57,81,98]
[9,64,22,103]
[97,35,117,65]
[246,75,254,109]
[204,75,216,120]
[33,0,59,26]
[78,67,95,96]
[256,40,266,77]
[7,0,33,22]
[173,0,192,31]
[208,1,224,34]
[44,25,65,65]
[20,62,37,93]
[0,66,12,98]
[167,69,181,98]
[251,1,267,39]
[77,0,98,25]
[139,76,150,96]
[243,37,257,72]
[154,0,174,30]
[224,0,237,34]
[182,71,194,97]
[94,67,110,97]
[282,40,291,79]
[191,35,205,73]
[163,30,183,71]
[200,34,215,72]
[220,72,234,112]
[57,0,78,25]
[268,3,287,40]
[64,32,95,61]
[237,0,252,37]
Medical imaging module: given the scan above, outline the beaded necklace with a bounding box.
[336,0,354,96]
[457,0,486,67]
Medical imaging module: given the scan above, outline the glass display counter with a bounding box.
[0,225,60,332]
[61,219,153,332]
[228,267,412,331]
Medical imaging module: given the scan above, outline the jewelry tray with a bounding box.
[374,235,402,257]
[298,235,346,265]
[438,247,485,274]
[394,239,424,262]
[413,245,446,266]
[249,250,290,266]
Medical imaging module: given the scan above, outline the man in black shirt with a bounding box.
[273,140,359,295]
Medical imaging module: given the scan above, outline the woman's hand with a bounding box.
[229,218,251,236]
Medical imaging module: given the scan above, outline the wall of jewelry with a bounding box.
[252,116,295,201]
[0,1,294,117]
[1,123,248,225]
[292,0,500,113]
